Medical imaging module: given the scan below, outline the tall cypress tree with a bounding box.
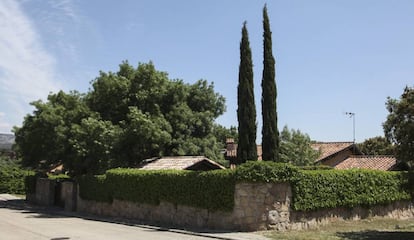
[261,5,280,161]
[237,22,257,164]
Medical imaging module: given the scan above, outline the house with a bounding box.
[225,139,403,171]
[311,142,406,170]
[334,155,408,171]
[311,142,362,166]
[138,156,225,171]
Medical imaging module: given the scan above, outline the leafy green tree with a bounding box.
[14,91,92,168]
[383,86,414,168]
[68,117,122,175]
[261,5,280,162]
[357,136,395,155]
[279,126,320,166]
[237,22,257,164]
[213,124,238,148]
[118,107,172,166]
[14,61,227,175]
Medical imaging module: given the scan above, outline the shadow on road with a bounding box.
[336,230,414,240]
[0,198,241,240]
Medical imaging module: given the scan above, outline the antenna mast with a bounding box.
[345,112,356,143]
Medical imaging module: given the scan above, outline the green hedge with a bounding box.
[77,162,413,213]
[0,158,34,195]
[78,175,112,203]
[235,161,299,182]
[291,169,412,211]
[78,169,236,211]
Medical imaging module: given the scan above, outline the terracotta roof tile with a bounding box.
[334,155,397,171]
[139,156,225,170]
[311,142,355,162]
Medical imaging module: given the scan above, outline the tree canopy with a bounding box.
[279,126,320,166]
[14,62,227,175]
[383,86,414,168]
[357,136,395,156]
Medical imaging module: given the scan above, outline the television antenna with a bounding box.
[345,112,356,143]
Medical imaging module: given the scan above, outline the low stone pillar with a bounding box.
[35,178,55,206]
[61,181,77,211]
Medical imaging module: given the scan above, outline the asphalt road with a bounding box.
[0,194,268,240]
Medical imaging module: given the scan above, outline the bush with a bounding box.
[299,165,333,171]
[105,168,235,211]
[47,173,71,182]
[24,172,37,194]
[291,169,411,211]
[78,175,112,203]
[0,157,34,194]
[235,161,299,182]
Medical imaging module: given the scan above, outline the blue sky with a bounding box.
[0,0,413,143]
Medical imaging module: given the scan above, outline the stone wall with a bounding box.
[72,182,414,231]
[35,178,55,206]
[61,181,77,211]
[76,182,292,231]
[290,200,414,230]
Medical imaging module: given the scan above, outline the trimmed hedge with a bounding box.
[78,175,112,203]
[291,169,412,211]
[235,161,299,182]
[77,162,413,213]
[78,169,236,211]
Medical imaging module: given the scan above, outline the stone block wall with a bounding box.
[290,200,414,230]
[61,181,77,211]
[73,182,414,231]
[35,178,55,206]
[76,182,292,231]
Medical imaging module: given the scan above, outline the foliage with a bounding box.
[14,61,227,175]
[235,161,299,183]
[0,157,34,194]
[261,5,279,162]
[213,124,238,148]
[14,91,92,168]
[77,162,412,213]
[68,117,122,175]
[291,169,411,211]
[279,126,320,166]
[299,165,333,171]
[78,169,236,211]
[47,173,71,181]
[24,173,37,194]
[358,136,395,155]
[237,22,257,164]
[383,86,414,168]
[78,175,112,202]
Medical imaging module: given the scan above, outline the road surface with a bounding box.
[0,194,268,240]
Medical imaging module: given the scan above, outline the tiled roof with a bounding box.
[311,142,355,162]
[334,155,397,171]
[138,156,225,170]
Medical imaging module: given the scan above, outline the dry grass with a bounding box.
[262,218,414,240]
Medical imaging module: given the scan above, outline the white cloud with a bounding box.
[49,0,77,20]
[0,0,62,131]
